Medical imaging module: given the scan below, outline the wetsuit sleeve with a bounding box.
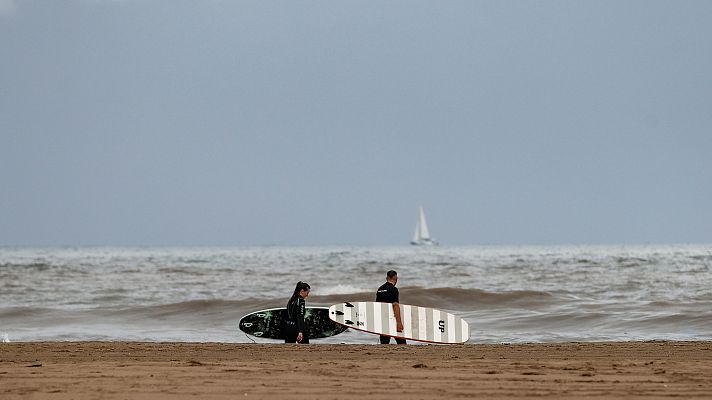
[297,298,306,332]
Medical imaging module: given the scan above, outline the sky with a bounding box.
[1,0,711,246]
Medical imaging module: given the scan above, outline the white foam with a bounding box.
[314,284,369,296]
[1,333,9,343]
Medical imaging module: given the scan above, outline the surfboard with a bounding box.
[328,302,469,344]
[238,307,348,340]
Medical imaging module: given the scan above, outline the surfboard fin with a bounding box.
[345,320,355,325]
[345,302,354,307]
[333,310,344,315]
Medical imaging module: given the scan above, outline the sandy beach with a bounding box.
[1,341,711,399]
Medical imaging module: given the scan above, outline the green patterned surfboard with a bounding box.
[238,307,348,340]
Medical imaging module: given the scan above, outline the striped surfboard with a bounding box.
[328,302,470,344]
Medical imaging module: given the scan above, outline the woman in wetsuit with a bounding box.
[284,281,310,343]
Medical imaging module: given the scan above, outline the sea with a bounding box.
[1,245,711,344]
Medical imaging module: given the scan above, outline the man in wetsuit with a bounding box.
[376,270,406,344]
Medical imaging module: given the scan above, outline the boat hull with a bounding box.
[410,239,439,246]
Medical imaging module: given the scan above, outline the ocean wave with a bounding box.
[0,262,55,270]
[0,306,53,319]
[0,299,282,322]
[314,284,372,296]
[403,287,555,309]
[607,312,712,331]
[2,245,711,342]
[3,299,712,343]
[0,288,555,323]
[614,257,655,268]
[308,287,557,311]
[157,267,208,276]
[112,299,285,318]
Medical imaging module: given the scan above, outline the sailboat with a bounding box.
[410,206,439,246]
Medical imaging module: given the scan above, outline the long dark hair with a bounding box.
[290,281,310,301]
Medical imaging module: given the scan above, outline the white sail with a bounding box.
[410,206,438,246]
[418,206,431,239]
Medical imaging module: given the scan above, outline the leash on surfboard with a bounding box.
[239,322,257,343]
[244,332,257,343]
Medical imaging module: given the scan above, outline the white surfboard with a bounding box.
[328,302,470,344]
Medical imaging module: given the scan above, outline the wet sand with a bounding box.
[1,341,711,399]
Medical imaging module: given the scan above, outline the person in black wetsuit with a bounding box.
[376,270,406,344]
[284,281,310,344]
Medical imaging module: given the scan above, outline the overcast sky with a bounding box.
[1,0,711,246]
